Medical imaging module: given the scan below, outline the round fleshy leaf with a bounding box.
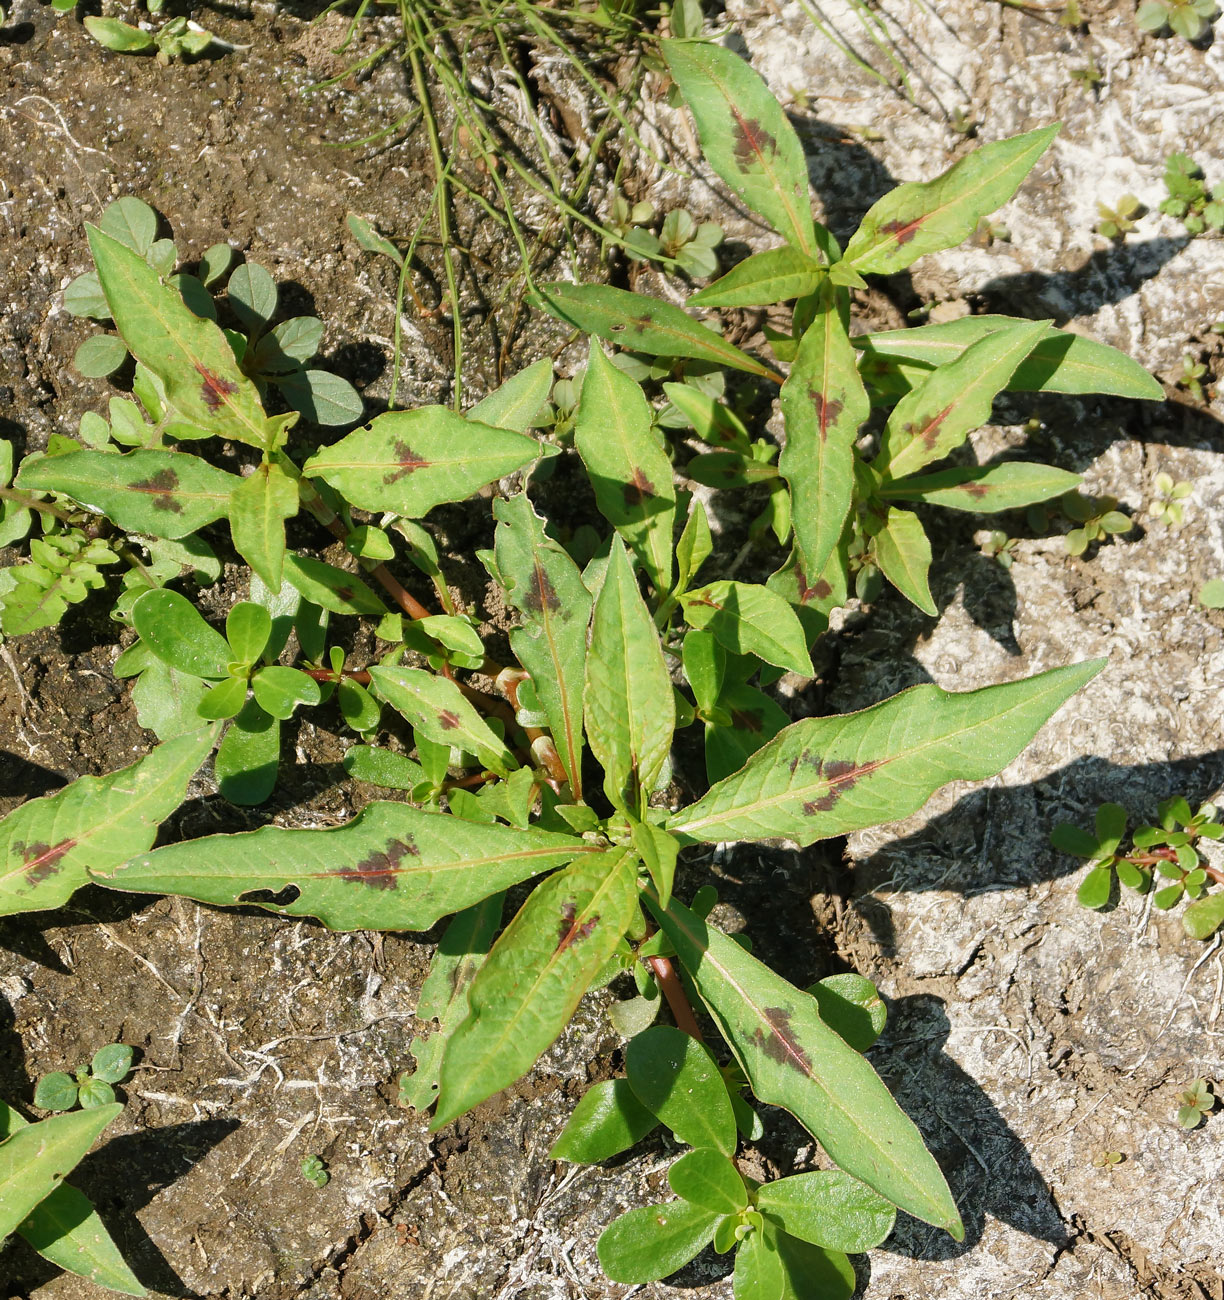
[252,666,322,720]
[77,1077,116,1109]
[549,1079,659,1164]
[596,1200,722,1284]
[809,973,887,1052]
[1077,864,1113,909]
[90,1043,135,1085]
[132,588,232,679]
[225,601,273,666]
[197,675,248,722]
[33,1073,79,1113]
[667,1148,748,1215]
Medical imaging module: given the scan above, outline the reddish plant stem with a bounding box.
[303,667,372,685]
[1126,848,1224,886]
[499,670,568,787]
[645,955,704,1042]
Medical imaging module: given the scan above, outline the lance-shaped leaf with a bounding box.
[875,319,1051,481]
[0,727,217,917]
[647,894,961,1235]
[0,1105,123,1244]
[0,1102,144,1295]
[597,1199,722,1285]
[841,124,1060,276]
[872,507,936,615]
[16,449,239,541]
[433,849,639,1125]
[690,246,826,309]
[854,316,1164,402]
[494,495,592,795]
[534,283,777,380]
[662,39,824,262]
[96,803,588,930]
[778,296,870,580]
[368,665,516,776]
[576,344,676,592]
[756,1170,896,1253]
[468,356,553,431]
[228,460,299,590]
[549,1079,659,1164]
[681,580,813,677]
[302,407,540,517]
[667,659,1103,845]
[86,227,278,449]
[732,1219,855,1300]
[880,461,1082,512]
[281,554,386,616]
[584,537,676,812]
[399,893,504,1111]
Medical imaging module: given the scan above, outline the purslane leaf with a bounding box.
[871,506,936,615]
[494,495,593,796]
[668,1148,748,1215]
[661,39,824,262]
[576,343,677,593]
[778,296,870,581]
[301,407,541,517]
[16,449,240,541]
[132,588,232,679]
[690,246,825,309]
[0,727,218,917]
[855,316,1165,402]
[879,461,1082,512]
[841,124,1060,276]
[86,227,280,449]
[433,849,639,1125]
[584,537,676,812]
[534,283,778,380]
[733,1219,855,1300]
[875,319,1052,481]
[667,659,1104,846]
[95,804,589,930]
[647,894,962,1236]
[756,1170,896,1253]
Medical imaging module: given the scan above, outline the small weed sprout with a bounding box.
[1091,1149,1125,1168]
[1096,195,1144,240]
[982,530,1019,569]
[300,1154,330,1188]
[1176,1078,1215,1129]
[1136,0,1218,39]
[1159,154,1224,235]
[1177,352,1210,404]
[33,1044,135,1113]
[1198,579,1224,609]
[1147,472,1192,526]
[1059,491,1133,556]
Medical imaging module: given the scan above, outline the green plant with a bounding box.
[33,1044,135,1113]
[1176,351,1210,403]
[982,529,1019,569]
[1096,194,1144,240]
[1158,154,1224,235]
[1,1099,143,1295]
[1136,0,1217,40]
[1147,471,1192,526]
[1059,491,1133,556]
[534,39,1163,620]
[1175,1078,1215,1129]
[0,182,1115,1294]
[1051,798,1224,939]
[300,1154,330,1188]
[1198,579,1224,608]
[1091,1148,1125,1168]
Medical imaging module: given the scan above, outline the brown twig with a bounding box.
[645,954,704,1042]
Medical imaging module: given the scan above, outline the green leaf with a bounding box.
[229,462,299,590]
[1184,891,1224,941]
[549,1078,659,1163]
[662,40,822,261]
[16,449,240,541]
[467,357,553,431]
[368,666,516,776]
[576,343,676,592]
[1095,802,1128,856]
[855,316,1165,402]
[0,1112,143,1296]
[534,283,777,380]
[648,895,961,1236]
[0,727,217,917]
[494,495,593,796]
[705,680,791,784]
[1050,823,1099,857]
[225,601,272,667]
[342,746,425,791]
[301,407,540,517]
[668,660,1103,846]
[276,368,364,427]
[132,588,232,679]
[74,333,129,378]
[842,125,1060,275]
[215,700,280,805]
[733,1219,855,1300]
[0,1105,123,1242]
[90,1044,134,1085]
[77,1078,116,1109]
[757,1171,896,1252]
[779,295,870,582]
[1077,864,1113,909]
[281,553,386,617]
[682,581,813,676]
[87,227,280,450]
[258,316,323,367]
[880,462,1082,512]
[433,850,639,1125]
[625,1025,737,1156]
[872,507,936,615]
[668,1148,748,1215]
[1197,579,1224,609]
[97,804,587,930]
[675,497,714,594]
[100,198,158,256]
[197,675,248,722]
[83,16,155,51]
[597,1199,722,1285]
[584,537,676,811]
[226,261,277,334]
[251,666,321,720]
[631,819,680,911]
[690,247,825,309]
[876,320,1052,481]
[809,973,887,1052]
[399,894,504,1111]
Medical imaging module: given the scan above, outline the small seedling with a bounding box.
[33,1044,135,1113]
[300,1154,330,1188]
[1175,1078,1215,1129]
[1096,195,1144,240]
[1051,798,1224,939]
[1059,491,1132,556]
[982,530,1019,569]
[1070,58,1104,94]
[1158,154,1224,235]
[82,14,218,63]
[1136,0,1217,40]
[1176,352,1210,404]
[1091,1149,1125,1168]
[1147,472,1192,526]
